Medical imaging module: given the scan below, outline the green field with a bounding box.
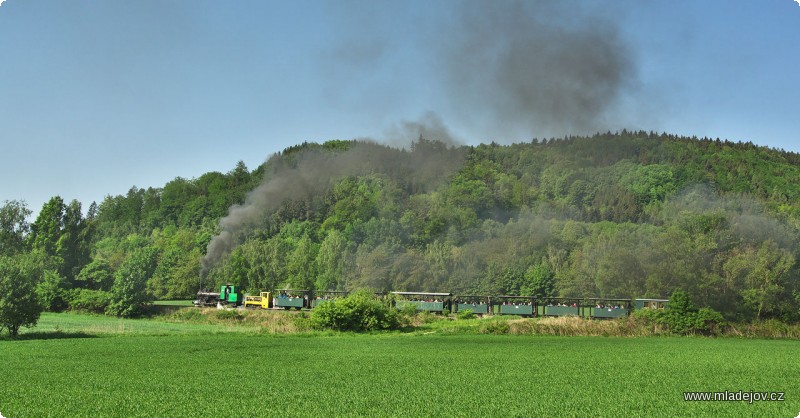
[1,314,799,417]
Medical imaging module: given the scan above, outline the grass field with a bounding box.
[11,311,263,337]
[1,313,799,417]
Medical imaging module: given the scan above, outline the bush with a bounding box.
[311,290,401,332]
[169,308,203,321]
[213,309,243,321]
[479,319,510,335]
[106,248,156,317]
[416,311,438,324]
[68,289,112,314]
[694,307,725,334]
[634,290,725,335]
[399,303,418,318]
[36,270,70,312]
[457,309,476,320]
[0,255,43,337]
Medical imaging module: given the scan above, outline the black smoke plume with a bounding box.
[440,1,637,139]
[201,122,465,277]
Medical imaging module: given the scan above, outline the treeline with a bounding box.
[2,132,800,322]
[0,161,260,321]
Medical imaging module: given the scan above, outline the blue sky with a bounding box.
[1,0,799,217]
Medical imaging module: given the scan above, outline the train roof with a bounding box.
[391,291,452,296]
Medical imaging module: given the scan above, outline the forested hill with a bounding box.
[5,131,800,321]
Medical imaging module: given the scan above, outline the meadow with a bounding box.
[1,313,799,417]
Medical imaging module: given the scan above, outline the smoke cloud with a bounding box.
[439,1,637,139]
[320,1,641,142]
[381,111,461,149]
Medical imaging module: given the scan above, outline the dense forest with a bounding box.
[3,131,800,321]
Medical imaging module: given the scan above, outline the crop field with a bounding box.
[1,315,799,417]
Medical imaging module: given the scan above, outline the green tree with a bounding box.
[36,270,70,312]
[321,176,383,231]
[76,259,115,291]
[623,164,678,206]
[107,247,157,317]
[723,240,794,320]
[315,229,348,291]
[148,227,202,299]
[29,196,66,257]
[286,234,318,290]
[28,197,92,284]
[0,200,31,256]
[0,254,43,337]
[160,177,197,227]
[522,262,555,298]
[56,199,91,282]
[664,290,725,335]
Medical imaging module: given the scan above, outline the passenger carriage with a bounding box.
[453,295,491,315]
[392,291,452,313]
[311,290,349,308]
[273,289,310,310]
[542,297,583,317]
[494,296,537,317]
[586,298,631,319]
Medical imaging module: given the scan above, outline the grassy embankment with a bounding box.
[16,307,800,339]
[11,305,800,340]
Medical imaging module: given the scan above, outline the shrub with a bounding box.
[36,270,70,312]
[213,309,243,321]
[0,255,43,337]
[311,290,401,332]
[169,308,203,322]
[457,309,476,320]
[68,289,112,314]
[106,248,156,317]
[399,303,418,318]
[416,311,438,324]
[479,319,510,335]
[694,307,725,334]
[633,290,725,335]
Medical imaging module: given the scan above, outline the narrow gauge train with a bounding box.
[193,285,668,318]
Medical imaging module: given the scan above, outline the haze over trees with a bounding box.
[3,131,800,323]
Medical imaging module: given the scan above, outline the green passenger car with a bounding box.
[397,300,445,312]
[591,307,628,318]
[275,297,305,309]
[634,299,669,310]
[456,303,489,314]
[499,304,534,315]
[392,292,451,313]
[544,306,580,316]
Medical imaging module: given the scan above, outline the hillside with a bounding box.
[5,132,800,321]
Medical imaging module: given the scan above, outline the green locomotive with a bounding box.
[192,284,244,307]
